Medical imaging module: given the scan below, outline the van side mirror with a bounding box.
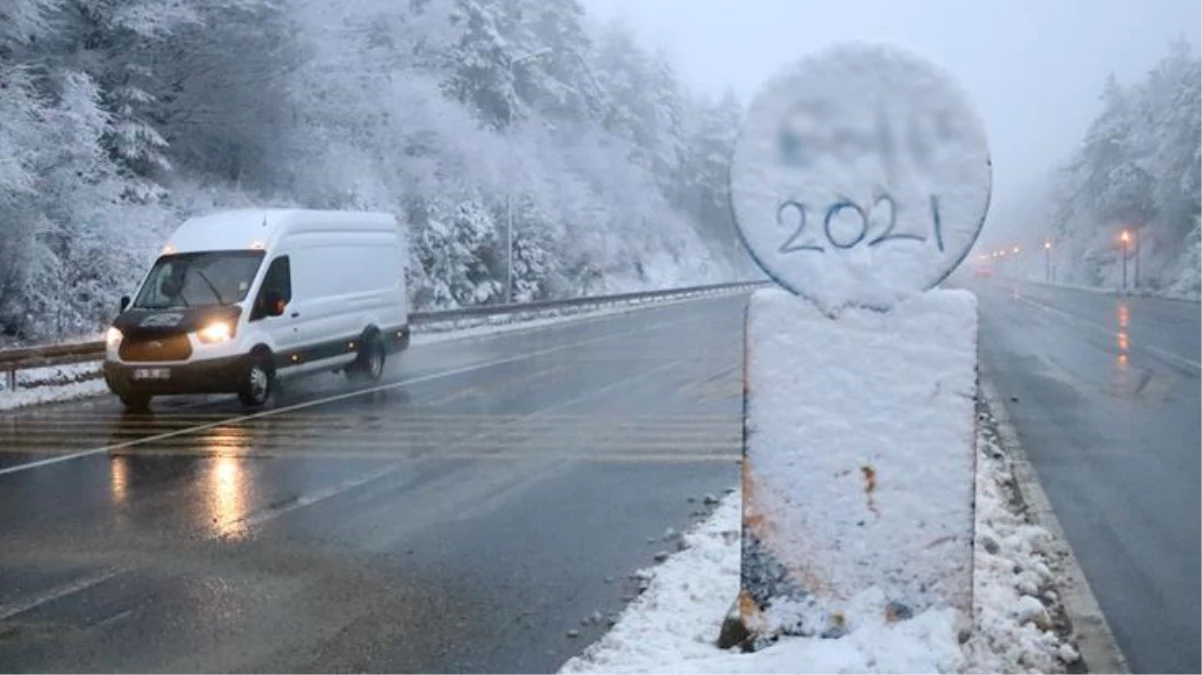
[119,296,131,312]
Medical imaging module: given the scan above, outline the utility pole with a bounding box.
[503,48,552,305]
[567,51,612,292]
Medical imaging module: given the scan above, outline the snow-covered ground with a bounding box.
[561,403,1079,675]
[0,288,751,412]
[0,362,109,412]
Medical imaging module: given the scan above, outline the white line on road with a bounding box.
[0,312,711,617]
[0,309,716,477]
[0,567,127,622]
[220,356,690,534]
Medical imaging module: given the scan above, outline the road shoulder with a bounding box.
[979,378,1129,674]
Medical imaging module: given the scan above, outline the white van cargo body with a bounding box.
[104,209,410,411]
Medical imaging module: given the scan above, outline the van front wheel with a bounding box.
[238,356,273,408]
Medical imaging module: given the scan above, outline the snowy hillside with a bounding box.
[0,0,753,345]
[1045,41,1200,296]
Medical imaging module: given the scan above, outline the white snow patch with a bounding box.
[960,425,1067,674]
[0,362,107,411]
[562,407,1074,674]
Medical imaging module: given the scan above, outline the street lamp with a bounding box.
[1132,228,1141,289]
[503,48,552,305]
[1119,230,1131,291]
[1043,240,1052,282]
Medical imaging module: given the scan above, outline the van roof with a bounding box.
[165,209,398,255]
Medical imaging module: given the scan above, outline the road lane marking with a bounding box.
[195,356,693,537]
[0,567,127,622]
[0,312,715,477]
[0,416,744,453]
[0,290,745,423]
[0,355,723,621]
[0,309,736,626]
[107,443,742,457]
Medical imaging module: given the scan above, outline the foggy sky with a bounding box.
[583,0,1200,249]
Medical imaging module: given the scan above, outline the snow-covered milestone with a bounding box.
[730,43,991,313]
[729,43,992,644]
[740,288,979,639]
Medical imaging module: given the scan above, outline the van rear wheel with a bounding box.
[346,335,386,384]
[119,393,152,412]
[238,356,273,408]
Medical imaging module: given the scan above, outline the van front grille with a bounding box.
[119,334,192,362]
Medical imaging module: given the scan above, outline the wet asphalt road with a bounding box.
[0,294,746,673]
[967,277,1201,674]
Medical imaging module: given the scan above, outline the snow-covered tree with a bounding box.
[1049,42,1201,293]
[0,0,744,344]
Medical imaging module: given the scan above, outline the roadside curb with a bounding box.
[978,378,1130,675]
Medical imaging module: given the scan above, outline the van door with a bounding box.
[249,255,301,357]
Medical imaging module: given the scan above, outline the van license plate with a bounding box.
[133,368,170,381]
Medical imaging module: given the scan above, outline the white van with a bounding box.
[103,209,409,411]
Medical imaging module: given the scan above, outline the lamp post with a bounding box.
[1120,230,1130,292]
[503,48,552,304]
[1043,240,1052,282]
[1133,228,1141,289]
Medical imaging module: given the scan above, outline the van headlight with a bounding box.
[105,326,123,347]
[197,320,235,344]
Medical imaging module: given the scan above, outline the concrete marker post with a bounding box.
[724,42,993,647]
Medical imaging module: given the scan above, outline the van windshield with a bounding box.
[133,250,266,310]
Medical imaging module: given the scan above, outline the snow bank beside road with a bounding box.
[561,403,1077,674]
[0,362,108,412]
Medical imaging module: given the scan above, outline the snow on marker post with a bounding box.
[727,43,991,646]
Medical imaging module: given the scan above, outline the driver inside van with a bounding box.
[159,263,187,304]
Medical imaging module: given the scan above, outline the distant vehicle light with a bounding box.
[250,240,266,250]
[106,326,123,347]
[197,321,234,344]
[162,244,176,255]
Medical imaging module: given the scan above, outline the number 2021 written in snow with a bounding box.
[775,190,945,254]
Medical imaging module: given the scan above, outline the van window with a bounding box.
[251,256,292,320]
[133,251,265,310]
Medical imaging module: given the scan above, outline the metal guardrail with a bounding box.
[0,281,766,391]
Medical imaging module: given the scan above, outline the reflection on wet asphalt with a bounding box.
[0,294,746,673]
[965,276,1200,674]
